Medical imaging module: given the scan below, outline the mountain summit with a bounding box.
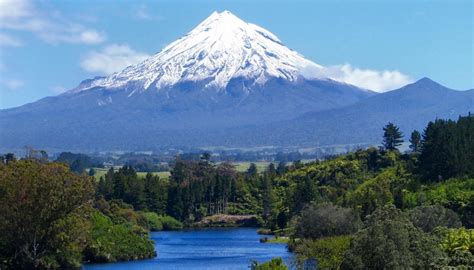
[74,10,322,93]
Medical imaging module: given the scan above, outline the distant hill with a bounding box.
[212,78,474,147]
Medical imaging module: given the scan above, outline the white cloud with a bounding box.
[80,44,150,75]
[3,79,25,90]
[0,32,22,47]
[135,5,152,20]
[39,28,105,45]
[0,0,33,20]
[134,4,162,21]
[301,63,413,92]
[0,0,106,45]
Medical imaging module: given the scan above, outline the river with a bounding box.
[83,228,293,270]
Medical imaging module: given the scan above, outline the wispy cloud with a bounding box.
[0,0,106,45]
[3,79,25,91]
[301,63,413,92]
[80,44,150,75]
[0,32,22,47]
[134,4,163,21]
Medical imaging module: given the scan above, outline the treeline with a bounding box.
[94,156,286,224]
[419,116,474,181]
[263,115,474,269]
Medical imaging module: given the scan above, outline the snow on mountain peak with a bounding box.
[76,10,323,93]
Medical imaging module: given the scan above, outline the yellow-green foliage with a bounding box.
[251,257,288,270]
[402,178,474,226]
[295,236,351,270]
[158,215,183,230]
[133,212,183,231]
[432,227,474,268]
[440,228,474,255]
[141,212,164,231]
[344,169,397,216]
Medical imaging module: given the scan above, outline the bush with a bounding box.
[84,211,156,263]
[341,206,445,269]
[250,257,288,270]
[408,204,461,232]
[402,178,474,227]
[294,236,351,270]
[159,215,183,230]
[431,227,474,268]
[141,212,164,231]
[344,169,396,217]
[295,202,361,239]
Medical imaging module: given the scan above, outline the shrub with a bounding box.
[408,204,461,232]
[159,215,183,230]
[250,257,288,270]
[141,212,164,231]
[344,169,395,217]
[294,236,351,270]
[341,206,445,269]
[430,227,474,268]
[402,178,474,227]
[84,210,155,263]
[295,202,361,239]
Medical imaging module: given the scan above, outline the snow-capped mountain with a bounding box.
[74,10,322,94]
[1,10,381,151]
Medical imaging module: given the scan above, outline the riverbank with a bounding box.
[192,214,262,227]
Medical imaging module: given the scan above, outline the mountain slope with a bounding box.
[0,11,374,151]
[223,78,474,147]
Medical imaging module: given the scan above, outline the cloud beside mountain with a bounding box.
[80,44,151,75]
[301,63,412,92]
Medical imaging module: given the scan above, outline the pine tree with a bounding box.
[276,161,287,175]
[247,163,258,177]
[409,130,421,153]
[382,122,404,151]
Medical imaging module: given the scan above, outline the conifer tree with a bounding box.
[382,122,404,151]
[409,130,421,153]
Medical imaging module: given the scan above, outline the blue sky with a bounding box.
[0,0,472,109]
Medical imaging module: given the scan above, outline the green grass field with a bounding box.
[230,162,275,173]
[90,161,285,180]
[90,168,170,180]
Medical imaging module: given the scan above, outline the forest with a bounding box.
[0,115,473,269]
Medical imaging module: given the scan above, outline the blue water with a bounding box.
[83,228,293,270]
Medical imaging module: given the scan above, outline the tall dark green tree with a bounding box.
[382,122,404,151]
[276,161,287,176]
[419,116,474,181]
[247,163,258,177]
[261,173,275,222]
[144,173,168,214]
[409,130,421,153]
